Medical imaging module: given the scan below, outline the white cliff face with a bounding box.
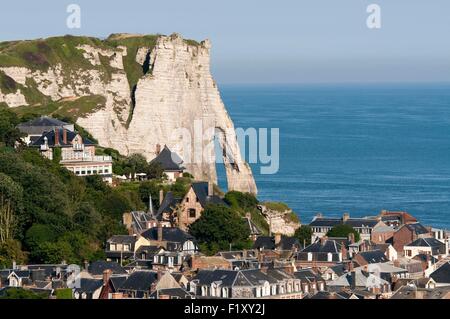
[258,205,301,236]
[1,34,257,194]
[0,88,28,107]
[126,35,257,193]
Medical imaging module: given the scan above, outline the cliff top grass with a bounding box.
[12,95,106,120]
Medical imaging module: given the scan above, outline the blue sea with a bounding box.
[216,83,450,229]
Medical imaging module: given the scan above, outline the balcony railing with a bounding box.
[60,155,112,162]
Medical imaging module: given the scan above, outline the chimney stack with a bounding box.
[84,260,89,271]
[54,127,59,145]
[63,128,67,144]
[156,144,161,155]
[103,269,112,286]
[159,189,164,206]
[12,260,17,270]
[157,223,163,242]
[343,212,350,222]
[348,233,355,244]
[320,236,328,245]
[351,268,356,290]
[208,181,213,197]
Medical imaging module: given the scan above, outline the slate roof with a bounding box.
[252,236,300,250]
[194,268,295,288]
[150,146,185,171]
[356,250,388,264]
[308,291,347,299]
[17,116,73,135]
[328,269,390,288]
[75,278,103,294]
[241,269,278,285]
[294,269,324,283]
[190,182,226,207]
[157,192,181,217]
[405,237,444,248]
[119,271,159,292]
[135,245,164,258]
[130,211,155,233]
[110,276,128,291]
[153,287,193,299]
[32,128,95,147]
[141,227,194,243]
[329,264,347,277]
[302,240,341,254]
[18,116,68,128]
[107,235,137,245]
[88,261,126,276]
[310,217,379,228]
[401,223,430,235]
[193,270,241,286]
[429,262,450,284]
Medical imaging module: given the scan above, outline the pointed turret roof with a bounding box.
[150,145,185,171]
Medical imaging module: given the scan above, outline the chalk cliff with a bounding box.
[0,34,257,194]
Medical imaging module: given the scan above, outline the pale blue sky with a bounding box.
[1,0,449,84]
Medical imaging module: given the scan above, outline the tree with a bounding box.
[138,180,162,210]
[0,107,23,147]
[0,239,27,268]
[0,196,16,243]
[326,224,361,242]
[294,225,313,247]
[73,202,101,235]
[145,161,164,179]
[125,153,149,179]
[0,288,47,299]
[24,224,58,251]
[189,205,251,255]
[32,241,75,264]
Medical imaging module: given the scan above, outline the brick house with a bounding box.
[393,223,432,254]
[371,225,395,244]
[176,182,226,231]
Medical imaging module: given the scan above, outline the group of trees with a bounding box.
[0,106,147,267]
[106,151,164,180]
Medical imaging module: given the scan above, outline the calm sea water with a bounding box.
[216,84,450,229]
